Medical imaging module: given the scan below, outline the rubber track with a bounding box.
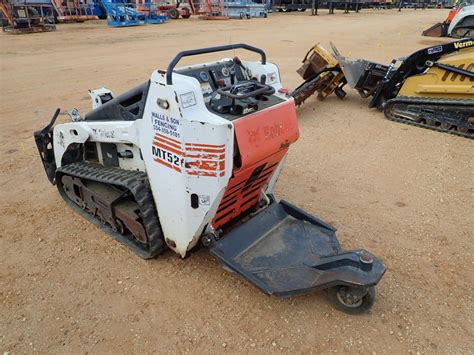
[56,161,166,259]
[384,96,474,140]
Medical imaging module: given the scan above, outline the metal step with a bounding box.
[210,200,385,298]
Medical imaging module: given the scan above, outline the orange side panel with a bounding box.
[211,100,300,229]
[211,149,287,229]
[233,100,299,169]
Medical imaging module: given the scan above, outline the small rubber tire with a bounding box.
[167,8,180,19]
[328,286,376,315]
[181,7,191,18]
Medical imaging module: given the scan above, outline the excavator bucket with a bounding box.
[209,200,385,298]
[330,42,388,98]
[422,22,449,37]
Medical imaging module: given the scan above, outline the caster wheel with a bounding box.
[328,286,375,315]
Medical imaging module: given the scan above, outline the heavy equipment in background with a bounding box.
[448,4,474,37]
[222,0,268,19]
[192,0,229,19]
[1,0,55,32]
[271,0,392,13]
[160,0,228,20]
[34,44,385,314]
[159,1,192,19]
[293,39,474,139]
[50,0,98,22]
[100,0,166,26]
[422,5,461,37]
[423,3,474,38]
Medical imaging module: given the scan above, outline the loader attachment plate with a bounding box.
[210,201,385,298]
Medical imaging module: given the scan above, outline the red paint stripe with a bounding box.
[187,170,217,177]
[153,140,182,153]
[185,143,225,148]
[154,137,182,150]
[185,160,219,171]
[186,147,225,154]
[155,133,180,144]
[153,142,225,162]
[154,158,181,173]
[154,138,182,151]
[154,138,225,156]
[184,153,226,160]
[153,142,183,156]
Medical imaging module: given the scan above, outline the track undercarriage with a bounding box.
[384,97,474,139]
[56,162,165,259]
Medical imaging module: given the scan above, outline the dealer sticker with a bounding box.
[427,46,442,55]
[180,91,197,108]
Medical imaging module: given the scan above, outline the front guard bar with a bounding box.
[34,108,60,184]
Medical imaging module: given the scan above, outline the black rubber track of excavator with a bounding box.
[384,96,474,140]
[56,161,166,259]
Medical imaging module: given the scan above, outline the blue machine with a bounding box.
[93,0,108,19]
[100,0,166,27]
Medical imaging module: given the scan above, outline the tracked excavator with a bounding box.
[292,38,474,139]
[34,44,385,314]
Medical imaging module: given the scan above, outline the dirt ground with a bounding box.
[1,8,473,354]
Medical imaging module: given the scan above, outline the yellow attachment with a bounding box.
[311,44,339,68]
[297,43,339,80]
[399,47,474,100]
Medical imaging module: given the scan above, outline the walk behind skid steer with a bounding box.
[332,38,474,139]
[295,39,474,139]
[35,44,385,314]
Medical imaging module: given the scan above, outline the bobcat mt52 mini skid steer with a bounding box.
[35,44,385,314]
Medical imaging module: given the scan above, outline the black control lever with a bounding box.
[217,81,275,100]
